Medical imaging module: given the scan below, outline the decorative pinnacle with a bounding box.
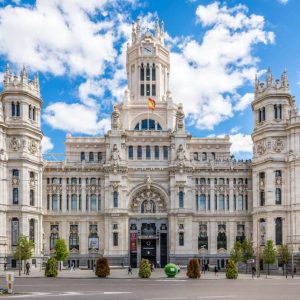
[155,16,159,36]
[266,66,272,87]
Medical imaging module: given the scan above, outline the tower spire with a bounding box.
[266,67,272,88]
[3,63,11,88]
[281,67,289,89]
[155,16,160,37]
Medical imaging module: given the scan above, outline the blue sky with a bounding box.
[0,0,299,159]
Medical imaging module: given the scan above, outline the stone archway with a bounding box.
[130,188,167,213]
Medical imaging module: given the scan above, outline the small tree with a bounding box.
[226,260,238,279]
[45,258,58,277]
[95,257,110,278]
[241,239,254,273]
[54,239,69,271]
[138,259,151,278]
[13,235,34,276]
[230,241,242,264]
[262,240,277,277]
[186,258,201,279]
[278,244,290,276]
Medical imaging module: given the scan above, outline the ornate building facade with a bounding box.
[0,18,300,269]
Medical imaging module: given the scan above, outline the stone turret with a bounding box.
[3,64,40,98]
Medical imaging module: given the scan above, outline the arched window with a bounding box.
[152,63,156,80]
[12,102,16,116]
[29,219,35,242]
[91,194,97,211]
[262,107,265,121]
[137,146,142,159]
[146,63,150,81]
[32,107,36,120]
[154,146,159,159]
[134,119,162,131]
[69,224,79,250]
[50,225,59,250]
[179,191,184,208]
[71,194,77,210]
[275,217,282,245]
[16,102,20,116]
[163,146,168,160]
[275,188,282,205]
[217,224,227,250]
[11,218,19,246]
[140,63,144,81]
[28,105,32,119]
[113,191,118,208]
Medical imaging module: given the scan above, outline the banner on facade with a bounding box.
[88,237,99,250]
[130,233,137,252]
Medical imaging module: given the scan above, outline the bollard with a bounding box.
[6,272,15,294]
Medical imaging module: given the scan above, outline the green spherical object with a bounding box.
[164,263,179,278]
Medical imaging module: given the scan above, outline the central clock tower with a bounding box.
[125,17,171,104]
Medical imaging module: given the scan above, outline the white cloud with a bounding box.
[234,93,254,111]
[229,133,253,156]
[43,102,111,135]
[170,2,274,130]
[0,0,121,77]
[278,0,289,5]
[230,126,241,134]
[41,136,54,153]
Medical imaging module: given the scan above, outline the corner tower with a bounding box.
[0,65,44,266]
[251,68,300,252]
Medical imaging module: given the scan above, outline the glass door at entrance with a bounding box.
[141,239,156,264]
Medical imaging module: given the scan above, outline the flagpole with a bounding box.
[148,104,149,130]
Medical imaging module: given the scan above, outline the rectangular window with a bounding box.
[155,146,159,160]
[237,195,243,211]
[146,146,151,159]
[152,66,156,81]
[30,190,34,206]
[113,191,118,208]
[179,232,184,246]
[152,84,156,96]
[140,67,144,81]
[199,194,206,211]
[163,146,168,160]
[80,152,85,161]
[52,194,58,211]
[137,146,142,160]
[260,190,265,206]
[146,66,150,81]
[89,152,94,162]
[12,169,19,177]
[13,188,19,204]
[71,194,77,210]
[219,194,225,211]
[141,84,145,96]
[128,146,133,159]
[275,188,282,205]
[207,195,211,210]
[146,84,150,96]
[275,170,282,178]
[91,194,97,211]
[113,232,119,246]
[97,152,102,162]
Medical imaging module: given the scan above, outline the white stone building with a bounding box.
[0,18,299,269]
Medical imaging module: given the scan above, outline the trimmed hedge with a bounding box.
[226,260,238,279]
[45,258,58,277]
[138,259,151,278]
[95,257,110,278]
[186,258,201,279]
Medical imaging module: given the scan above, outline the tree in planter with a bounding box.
[95,257,110,278]
[45,258,58,277]
[186,258,201,279]
[54,239,69,271]
[226,260,238,279]
[262,240,277,277]
[138,259,151,278]
[241,239,254,274]
[13,235,34,276]
[230,241,242,264]
[277,244,289,277]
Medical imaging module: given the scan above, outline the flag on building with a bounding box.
[148,97,156,111]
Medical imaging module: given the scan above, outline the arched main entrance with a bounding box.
[129,184,168,268]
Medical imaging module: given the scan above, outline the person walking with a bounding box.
[4,262,7,271]
[128,265,132,275]
[25,262,30,275]
[214,266,218,276]
[251,266,256,279]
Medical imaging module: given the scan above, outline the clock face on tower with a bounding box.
[143,45,154,55]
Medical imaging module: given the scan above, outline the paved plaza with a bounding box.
[0,269,300,299]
